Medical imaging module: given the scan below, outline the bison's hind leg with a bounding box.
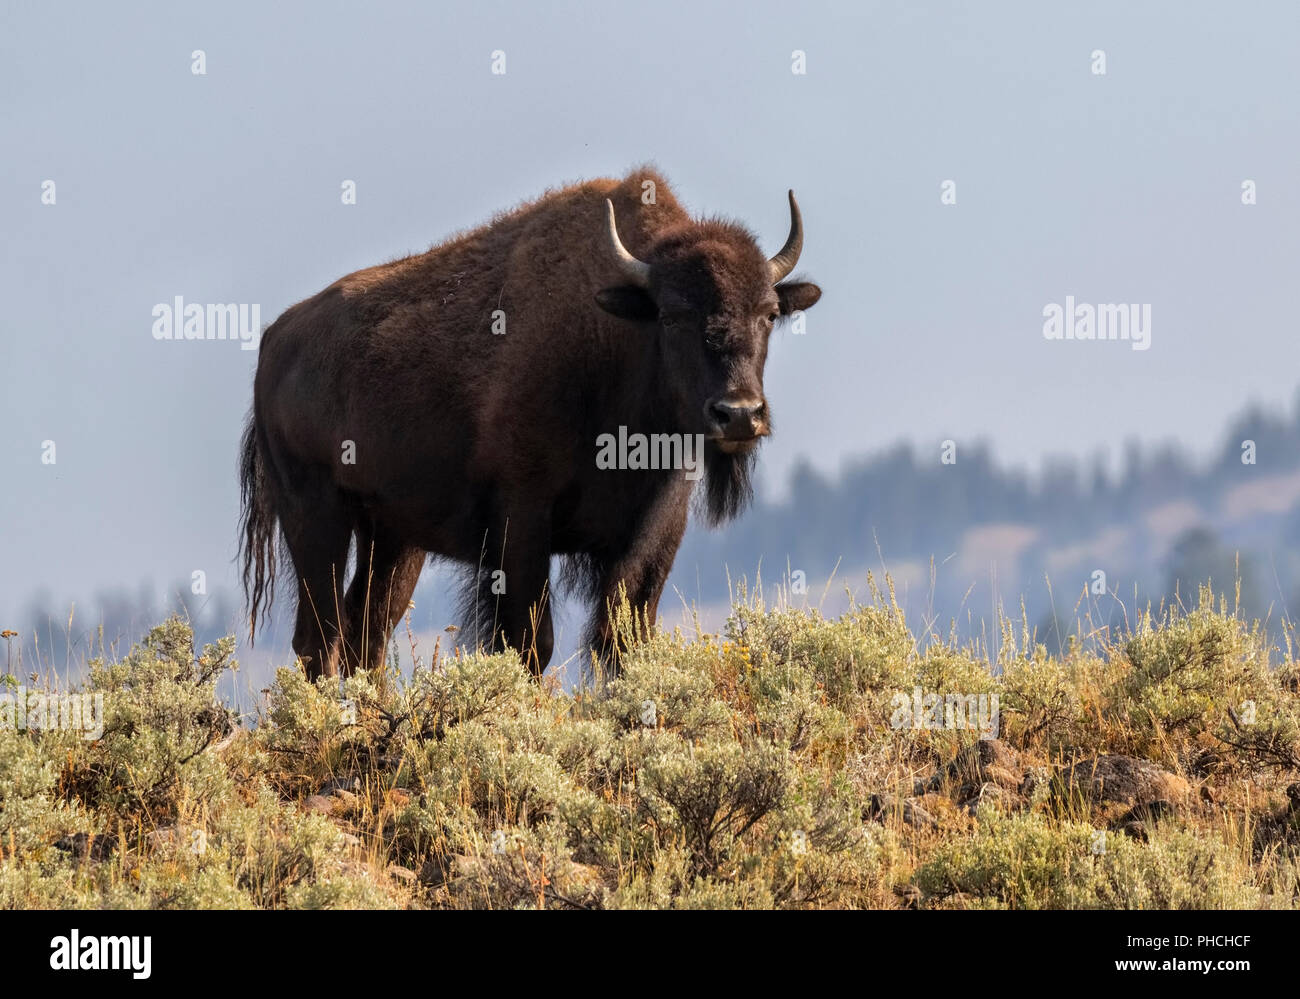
[343,520,424,675]
[279,471,354,681]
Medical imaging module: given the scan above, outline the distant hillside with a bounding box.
[10,394,1300,685]
[673,392,1300,654]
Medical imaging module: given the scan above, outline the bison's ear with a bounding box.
[595,286,658,321]
[776,281,821,315]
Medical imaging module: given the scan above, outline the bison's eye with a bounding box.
[704,329,726,352]
[767,311,779,324]
[660,312,688,330]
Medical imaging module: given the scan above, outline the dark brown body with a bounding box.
[240,167,820,678]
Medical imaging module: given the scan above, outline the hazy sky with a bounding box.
[3,1,1298,633]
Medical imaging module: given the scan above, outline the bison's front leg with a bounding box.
[588,485,690,670]
[477,509,555,677]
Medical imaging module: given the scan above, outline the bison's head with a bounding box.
[594,192,821,520]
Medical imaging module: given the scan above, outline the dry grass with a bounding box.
[2,580,1298,909]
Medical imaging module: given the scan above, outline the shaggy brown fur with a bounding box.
[240,166,821,679]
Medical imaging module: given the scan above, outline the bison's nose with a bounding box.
[707,398,768,440]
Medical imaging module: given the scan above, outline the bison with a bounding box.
[239,167,821,680]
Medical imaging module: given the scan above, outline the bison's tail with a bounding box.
[238,413,278,644]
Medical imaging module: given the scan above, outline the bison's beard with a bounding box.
[700,439,758,527]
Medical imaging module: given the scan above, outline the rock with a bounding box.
[452,853,491,879]
[386,864,418,883]
[962,782,1021,815]
[865,794,937,828]
[385,788,412,809]
[892,883,922,908]
[54,832,117,861]
[338,832,362,848]
[564,862,604,892]
[1189,748,1228,776]
[1286,783,1300,813]
[902,798,938,829]
[1019,766,1055,799]
[954,738,1019,778]
[302,794,336,815]
[984,765,1024,791]
[927,739,1022,793]
[328,789,360,814]
[1061,755,1189,808]
[1113,799,1177,827]
[419,855,459,887]
[318,776,362,796]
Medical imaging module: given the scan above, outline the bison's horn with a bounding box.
[768,190,804,283]
[603,199,652,288]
